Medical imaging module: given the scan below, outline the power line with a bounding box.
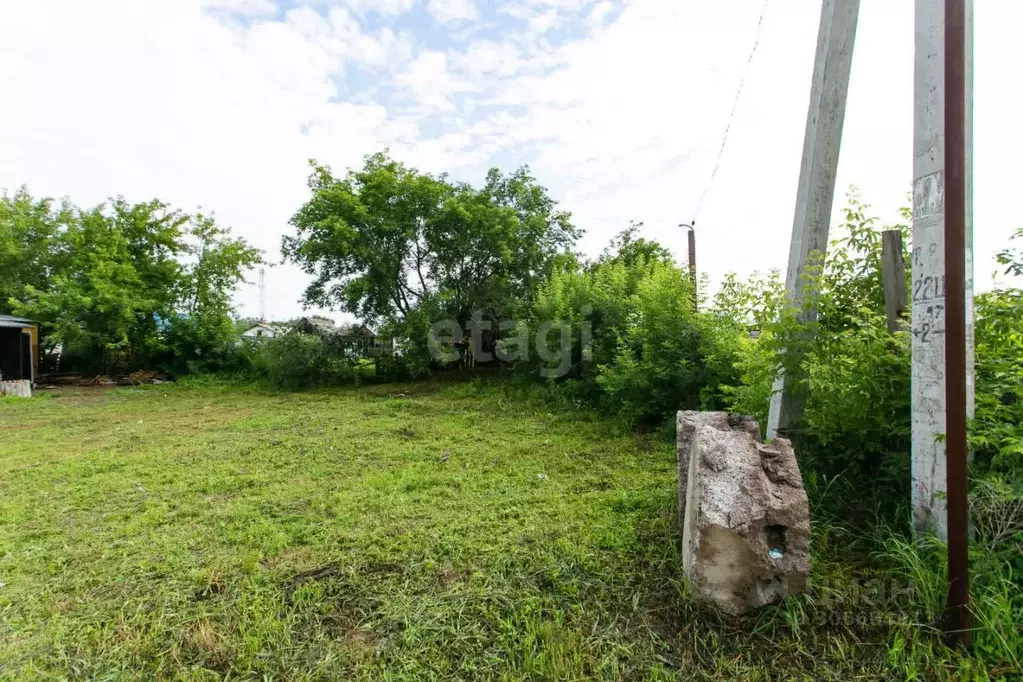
[691,0,770,224]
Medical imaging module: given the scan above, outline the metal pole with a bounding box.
[943,0,970,649]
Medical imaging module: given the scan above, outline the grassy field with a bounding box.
[0,381,987,680]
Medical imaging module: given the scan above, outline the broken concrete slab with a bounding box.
[678,412,810,615]
[0,379,31,398]
[676,411,759,527]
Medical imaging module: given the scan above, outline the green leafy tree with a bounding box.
[0,189,70,314]
[17,204,149,371]
[595,260,704,423]
[283,153,451,322]
[165,213,262,374]
[283,152,579,340]
[509,228,738,423]
[6,188,258,373]
[719,195,913,481]
[596,222,674,271]
[111,198,190,362]
[478,165,579,307]
[517,228,664,387]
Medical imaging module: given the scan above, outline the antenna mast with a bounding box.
[258,268,267,324]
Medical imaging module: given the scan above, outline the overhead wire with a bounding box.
[690,0,770,225]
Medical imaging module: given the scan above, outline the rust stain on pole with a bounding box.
[943,0,970,649]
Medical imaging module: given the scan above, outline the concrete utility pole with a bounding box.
[911,0,974,542]
[766,0,861,439]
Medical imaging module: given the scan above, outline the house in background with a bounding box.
[291,316,338,336]
[337,323,375,341]
[239,322,282,340]
[0,314,39,383]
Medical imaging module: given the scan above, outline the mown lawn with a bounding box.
[0,381,980,680]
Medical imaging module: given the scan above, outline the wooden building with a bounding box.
[0,315,39,383]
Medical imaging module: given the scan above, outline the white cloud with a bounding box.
[204,0,277,18]
[500,0,587,21]
[475,0,900,284]
[453,39,524,77]
[526,0,589,7]
[427,0,479,24]
[528,9,558,33]
[395,49,475,112]
[586,1,614,28]
[341,0,418,17]
[324,7,416,70]
[475,0,1019,295]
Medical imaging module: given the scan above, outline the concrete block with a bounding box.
[679,412,810,615]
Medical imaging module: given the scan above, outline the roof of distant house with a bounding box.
[293,317,337,334]
[0,314,35,329]
[241,322,275,332]
[337,323,375,338]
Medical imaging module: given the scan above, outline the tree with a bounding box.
[479,165,579,308]
[5,188,259,373]
[164,213,262,373]
[0,188,70,316]
[283,153,452,322]
[282,152,580,334]
[18,203,149,371]
[596,223,674,271]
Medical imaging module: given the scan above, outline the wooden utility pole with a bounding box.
[680,223,698,309]
[911,0,974,543]
[881,230,909,334]
[766,0,861,439]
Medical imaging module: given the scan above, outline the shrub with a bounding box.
[252,333,356,390]
[710,269,786,428]
[720,195,914,493]
[510,235,743,425]
[161,312,241,376]
[595,261,707,423]
[972,285,1023,471]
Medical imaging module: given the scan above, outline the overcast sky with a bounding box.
[0,0,1018,322]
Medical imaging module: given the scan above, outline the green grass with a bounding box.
[0,380,1000,679]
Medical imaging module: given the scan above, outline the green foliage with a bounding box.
[880,529,1022,674]
[708,269,785,428]
[968,230,1023,657]
[0,189,70,321]
[248,332,381,390]
[596,222,675,271]
[510,229,739,425]
[595,261,706,423]
[723,193,913,488]
[802,311,911,483]
[972,229,1023,471]
[519,251,635,387]
[283,152,579,353]
[0,188,260,374]
[165,214,262,375]
[709,196,1023,676]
